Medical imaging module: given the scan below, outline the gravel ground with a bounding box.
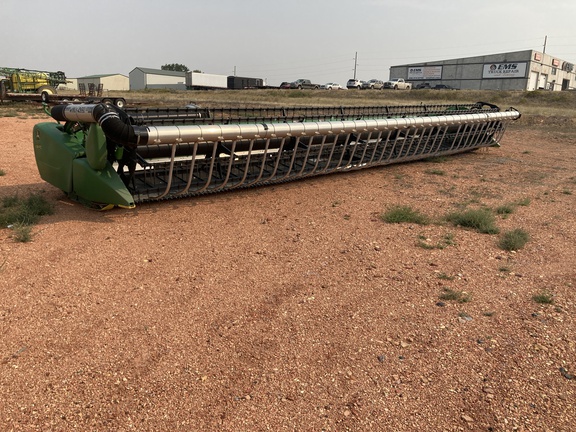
[1,117,575,431]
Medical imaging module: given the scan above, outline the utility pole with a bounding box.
[543,35,547,54]
[353,52,358,79]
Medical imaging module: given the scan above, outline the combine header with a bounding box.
[32,102,520,209]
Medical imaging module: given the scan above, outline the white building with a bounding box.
[390,50,575,91]
[129,67,186,90]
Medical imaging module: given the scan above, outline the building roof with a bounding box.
[130,67,186,77]
[78,73,128,79]
[392,50,540,68]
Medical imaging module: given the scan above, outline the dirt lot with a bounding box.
[1,115,575,431]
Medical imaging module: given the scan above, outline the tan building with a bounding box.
[77,74,129,92]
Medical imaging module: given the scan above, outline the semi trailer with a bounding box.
[186,72,266,90]
[185,72,228,90]
[227,76,265,89]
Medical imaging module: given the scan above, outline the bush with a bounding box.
[498,228,530,251]
[516,197,531,206]
[0,193,54,231]
[495,204,515,215]
[439,288,471,303]
[12,223,32,243]
[425,168,446,176]
[445,208,499,234]
[533,291,554,304]
[381,205,429,225]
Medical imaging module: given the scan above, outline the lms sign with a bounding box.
[408,66,442,80]
[482,62,527,78]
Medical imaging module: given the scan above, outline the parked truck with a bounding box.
[0,67,127,107]
[383,78,412,90]
[289,79,320,89]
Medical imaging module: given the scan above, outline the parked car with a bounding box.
[383,78,412,90]
[361,79,384,90]
[321,82,344,90]
[414,82,432,89]
[346,78,364,89]
[279,81,291,89]
[289,79,320,89]
[432,84,458,90]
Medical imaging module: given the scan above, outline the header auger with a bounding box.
[32,102,520,209]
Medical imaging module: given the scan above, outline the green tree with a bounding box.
[161,63,190,72]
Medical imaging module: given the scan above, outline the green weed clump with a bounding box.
[533,291,554,304]
[425,168,446,176]
[0,193,53,242]
[495,204,515,216]
[381,205,429,225]
[498,228,530,251]
[417,232,456,250]
[439,287,471,303]
[445,208,499,234]
[12,223,32,243]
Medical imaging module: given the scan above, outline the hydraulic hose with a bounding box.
[51,103,147,149]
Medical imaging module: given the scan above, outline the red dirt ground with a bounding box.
[1,117,575,431]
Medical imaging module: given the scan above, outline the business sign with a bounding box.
[482,62,527,78]
[407,66,442,80]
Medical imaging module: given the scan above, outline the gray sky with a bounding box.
[2,0,575,86]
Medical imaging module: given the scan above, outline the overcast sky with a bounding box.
[2,0,575,86]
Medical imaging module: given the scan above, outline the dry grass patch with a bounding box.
[381,205,429,225]
[498,229,530,251]
[445,208,499,234]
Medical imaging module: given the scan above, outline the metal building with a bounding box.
[129,67,186,91]
[390,50,575,91]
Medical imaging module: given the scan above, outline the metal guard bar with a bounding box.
[121,109,519,203]
[123,103,502,126]
[144,111,520,145]
[48,103,520,204]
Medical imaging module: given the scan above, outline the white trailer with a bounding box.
[186,72,228,90]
